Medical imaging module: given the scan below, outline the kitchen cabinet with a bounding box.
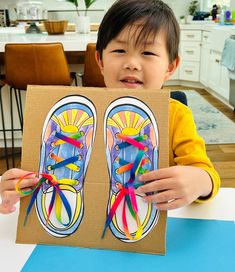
[209,27,231,102]
[200,31,211,87]
[179,61,200,81]
[166,24,234,104]
[179,30,201,82]
[208,50,221,91]
[208,50,230,100]
[207,27,231,101]
[220,65,230,101]
[200,45,210,86]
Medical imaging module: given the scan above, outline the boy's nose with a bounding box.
[123,58,141,71]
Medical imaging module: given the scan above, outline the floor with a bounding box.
[0,87,234,188]
[166,86,235,188]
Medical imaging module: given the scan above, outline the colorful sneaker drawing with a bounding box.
[36,95,96,237]
[102,97,159,242]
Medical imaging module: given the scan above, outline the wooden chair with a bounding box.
[4,42,74,167]
[79,43,105,87]
[0,76,9,169]
[170,91,188,106]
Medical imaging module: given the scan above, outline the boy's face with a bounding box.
[96,24,179,89]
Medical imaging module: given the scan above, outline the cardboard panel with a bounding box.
[16,86,169,254]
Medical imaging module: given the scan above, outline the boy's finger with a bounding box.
[16,178,39,190]
[0,177,39,192]
[138,167,172,182]
[137,178,173,194]
[2,169,36,181]
[155,198,185,210]
[0,203,16,214]
[1,190,20,204]
[144,189,180,204]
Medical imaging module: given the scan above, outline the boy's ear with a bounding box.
[164,56,180,81]
[95,51,104,75]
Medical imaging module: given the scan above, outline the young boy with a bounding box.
[0,0,220,214]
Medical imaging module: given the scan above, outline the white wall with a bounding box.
[231,0,235,10]
[0,0,116,22]
[164,0,192,19]
[0,0,208,23]
[1,0,234,25]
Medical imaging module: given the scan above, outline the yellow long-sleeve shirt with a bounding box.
[169,98,220,202]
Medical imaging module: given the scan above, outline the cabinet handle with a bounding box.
[186,50,194,54]
[185,69,193,73]
[186,34,195,38]
[215,59,220,63]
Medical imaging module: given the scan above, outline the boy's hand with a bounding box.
[137,166,213,210]
[0,169,39,214]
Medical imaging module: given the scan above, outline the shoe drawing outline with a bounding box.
[36,95,96,237]
[103,97,160,242]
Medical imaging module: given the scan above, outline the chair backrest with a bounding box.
[170,91,188,106]
[82,43,105,87]
[0,75,5,88]
[5,43,71,90]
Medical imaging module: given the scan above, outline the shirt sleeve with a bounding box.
[169,99,220,202]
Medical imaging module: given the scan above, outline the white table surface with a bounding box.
[0,187,234,272]
[0,27,98,52]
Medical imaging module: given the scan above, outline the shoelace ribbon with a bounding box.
[102,133,148,240]
[16,131,82,226]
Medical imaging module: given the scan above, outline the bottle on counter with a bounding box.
[211,4,218,20]
[225,10,231,21]
[220,7,225,25]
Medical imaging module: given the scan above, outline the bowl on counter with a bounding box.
[43,20,68,35]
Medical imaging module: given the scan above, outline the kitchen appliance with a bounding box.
[16,1,47,33]
[0,9,10,27]
[193,11,210,21]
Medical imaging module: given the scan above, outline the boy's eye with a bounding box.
[142,51,156,56]
[112,49,126,53]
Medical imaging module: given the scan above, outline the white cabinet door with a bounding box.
[208,50,221,91]
[178,30,201,82]
[179,61,199,81]
[202,31,211,44]
[181,30,201,42]
[219,66,230,100]
[200,45,210,87]
[180,42,201,61]
[208,50,230,101]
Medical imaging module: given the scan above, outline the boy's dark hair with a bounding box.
[96,0,180,63]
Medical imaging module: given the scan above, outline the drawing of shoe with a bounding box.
[36,95,96,237]
[103,97,159,242]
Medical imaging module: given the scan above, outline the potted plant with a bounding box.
[179,15,185,24]
[187,0,198,23]
[84,0,96,16]
[66,0,80,16]
[66,0,97,33]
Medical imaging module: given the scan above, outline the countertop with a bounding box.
[0,23,235,53]
[179,22,235,32]
[0,27,98,52]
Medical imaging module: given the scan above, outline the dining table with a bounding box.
[0,186,235,272]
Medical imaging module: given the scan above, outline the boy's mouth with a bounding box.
[120,77,143,88]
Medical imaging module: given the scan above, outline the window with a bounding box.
[207,0,231,9]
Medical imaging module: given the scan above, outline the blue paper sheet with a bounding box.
[22,218,235,272]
